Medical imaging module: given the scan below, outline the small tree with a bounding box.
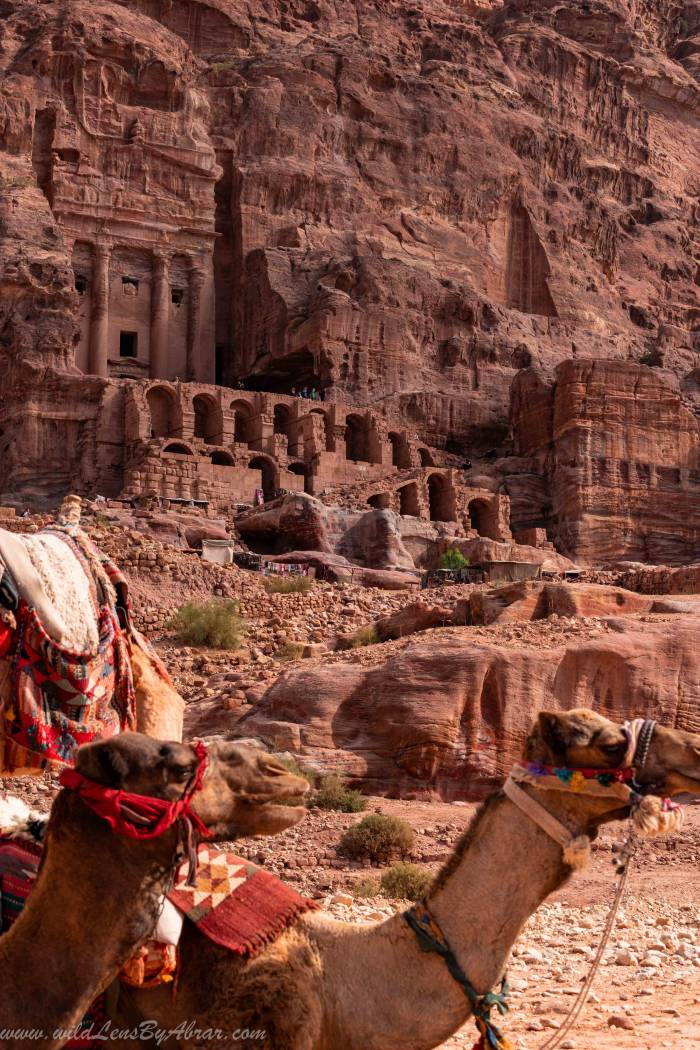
[439,548,469,570]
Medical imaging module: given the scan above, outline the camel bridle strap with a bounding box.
[502,777,586,855]
[404,902,512,1050]
[59,739,212,884]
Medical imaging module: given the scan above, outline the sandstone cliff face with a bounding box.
[4,1,700,447]
[5,0,700,565]
[507,358,700,564]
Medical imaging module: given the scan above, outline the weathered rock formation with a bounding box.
[4,1,700,564]
[506,359,700,564]
[238,610,700,798]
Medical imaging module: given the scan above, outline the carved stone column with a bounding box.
[89,243,110,378]
[185,253,216,383]
[186,262,205,382]
[150,252,170,379]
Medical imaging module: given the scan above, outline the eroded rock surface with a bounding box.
[237,612,700,798]
[4,0,700,569]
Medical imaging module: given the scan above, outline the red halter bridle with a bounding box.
[59,739,212,883]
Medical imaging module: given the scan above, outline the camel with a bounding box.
[117,709,700,1049]
[0,733,309,1050]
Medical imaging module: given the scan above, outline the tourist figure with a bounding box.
[254,487,264,506]
[301,386,309,399]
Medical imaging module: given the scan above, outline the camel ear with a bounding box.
[74,740,131,787]
[525,712,570,764]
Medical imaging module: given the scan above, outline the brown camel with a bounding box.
[120,709,700,1049]
[0,733,309,1050]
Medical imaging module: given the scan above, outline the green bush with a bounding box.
[169,600,246,649]
[350,625,379,648]
[340,814,414,863]
[314,774,367,813]
[380,862,432,901]
[275,641,305,662]
[263,575,313,594]
[439,548,470,570]
[354,877,380,898]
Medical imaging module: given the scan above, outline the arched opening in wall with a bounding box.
[211,450,234,466]
[273,403,293,453]
[163,442,194,456]
[311,409,333,451]
[368,492,391,510]
[468,499,499,540]
[388,432,412,469]
[428,474,456,522]
[245,349,321,395]
[287,461,310,493]
[345,414,368,462]
[147,385,178,439]
[419,448,435,467]
[193,394,220,444]
[230,400,253,444]
[399,483,420,517]
[249,456,277,501]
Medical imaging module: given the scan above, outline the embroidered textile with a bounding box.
[168,846,318,956]
[3,600,135,773]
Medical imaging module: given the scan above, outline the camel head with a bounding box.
[525,708,700,797]
[74,733,309,839]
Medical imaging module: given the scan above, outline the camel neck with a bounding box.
[321,792,583,1050]
[0,795,173,1049]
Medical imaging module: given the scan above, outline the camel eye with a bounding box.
[170,763,193,781]
[599,742,622,754]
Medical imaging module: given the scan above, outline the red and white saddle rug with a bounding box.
[168,845,318,956]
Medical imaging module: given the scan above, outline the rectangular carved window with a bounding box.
[119,331,138,358]
[171,288,184,306]
[122,276,139,295]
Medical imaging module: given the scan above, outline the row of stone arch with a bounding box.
[367,477,500,533]
[147,386,435,467]
[161,442,306,498]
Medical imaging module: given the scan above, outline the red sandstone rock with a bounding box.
[4,1,700,569]
[236,613,700,798]
[508,360,700,565]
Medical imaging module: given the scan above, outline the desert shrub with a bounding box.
[169,600,246,649]
[275,641,305,662]
[354,877,380,898]
[314,774,367,813]
[340,814,414,863]
[350,625,379,648]
[263,575,313,595]
[210,59,234,72]
[380,862,432,901]
[439,548,469,570]
[639,351,658,367]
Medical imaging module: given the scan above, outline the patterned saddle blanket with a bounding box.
[0,520,135,774]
